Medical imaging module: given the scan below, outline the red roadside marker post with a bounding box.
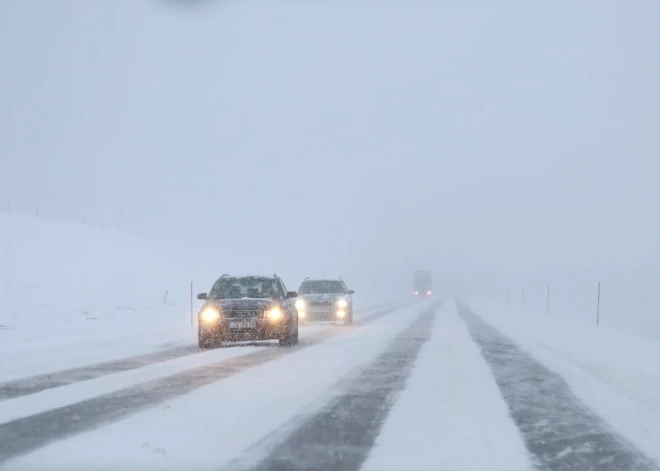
[597,281,601,326]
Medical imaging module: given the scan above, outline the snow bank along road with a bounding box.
[1,299,658,470]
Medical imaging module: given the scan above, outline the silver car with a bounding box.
[295,278,355,325]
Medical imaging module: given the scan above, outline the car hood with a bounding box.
[206,298,275,311]
[300,293,346,302]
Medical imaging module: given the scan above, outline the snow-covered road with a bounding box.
[1,298,659,471]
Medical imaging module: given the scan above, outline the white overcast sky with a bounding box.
[1,0,659,292]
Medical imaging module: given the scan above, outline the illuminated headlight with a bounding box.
[295,299,306,310]
[336,309,346,318]
[427,290,432,295]
[414,291,419,295]
[200,306,220,322]
[299,311,306,318]
[336,299,348,309]
[266,307,282,320]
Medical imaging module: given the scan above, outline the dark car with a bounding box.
[295,278,355,325]
[196,274,299,348]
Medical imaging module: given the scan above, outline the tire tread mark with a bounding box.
[0,301,410,465]
[0,300,413,402]
[457,301,659,471]
[246,301,440,471]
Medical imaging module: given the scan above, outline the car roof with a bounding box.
[302,278,343,283]
[219,274,278,280]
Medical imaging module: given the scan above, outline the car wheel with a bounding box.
[279,321,297,347]
[344,310,354,326]
[198,330,217,349]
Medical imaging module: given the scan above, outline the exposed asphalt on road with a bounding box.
[0,300,413,403]
[243,301,441,471]
[0,300,417,466]
[0,345,201,402]
[458,302,659,471]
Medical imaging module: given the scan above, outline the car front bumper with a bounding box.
[300,307,349,322]
[199,318,289,341]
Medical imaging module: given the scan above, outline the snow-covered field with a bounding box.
[0,213,390,380]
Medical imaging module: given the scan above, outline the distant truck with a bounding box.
[413,270,432,296]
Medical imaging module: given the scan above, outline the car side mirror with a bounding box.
[287,291,298,298]
[197,293,208,300]
[347,290,355,295]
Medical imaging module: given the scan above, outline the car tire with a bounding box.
[344,310,354,326]
[198,331,217,349]
[279,320,298,347]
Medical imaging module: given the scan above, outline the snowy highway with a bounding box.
[3,1,659,469]
[1,298,658,470]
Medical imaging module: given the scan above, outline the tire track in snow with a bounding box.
[241,301,440,471]
[0,345,200,402]
[0,301,413,465]
[457,302,659,471]
[0,300,413,402]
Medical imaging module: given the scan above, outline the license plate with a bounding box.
[228,321,256,329]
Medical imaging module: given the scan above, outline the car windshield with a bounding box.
[209,277,281,299]
[299,280,346,295]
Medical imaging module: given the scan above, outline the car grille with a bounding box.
[223,310,261,319]
[309,300,334,307]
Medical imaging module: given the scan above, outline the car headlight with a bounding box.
[336,299,348,309]
[266,306,282,320]
[200,306,220,322]
[336,309,346,318]
[295,299,306,310]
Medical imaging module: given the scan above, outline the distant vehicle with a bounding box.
[413,270,433,296]
[196,274,299,348]
[295,278,355,325]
